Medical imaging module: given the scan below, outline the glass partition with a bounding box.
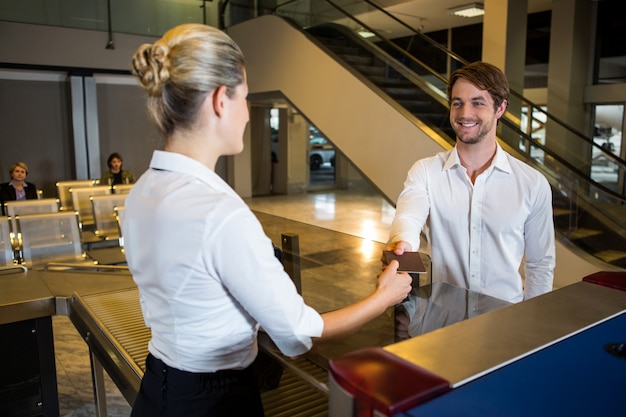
[254,211,512,363]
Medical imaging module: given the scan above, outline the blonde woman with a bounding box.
[0,162,38,214]
[126,23,411,416]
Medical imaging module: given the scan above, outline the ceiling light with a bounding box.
[449,3,484,18]
[357,30,376,39]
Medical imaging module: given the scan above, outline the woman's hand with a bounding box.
[375,260,413,306]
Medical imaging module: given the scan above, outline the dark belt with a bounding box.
[145,353,251,383]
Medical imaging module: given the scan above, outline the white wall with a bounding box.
[227,15,447,204]
[0,21,157,71]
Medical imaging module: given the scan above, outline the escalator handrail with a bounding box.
[352,0,469,69]
[304,0,450,86]
[498,117,626,203]
[508,89,626,168]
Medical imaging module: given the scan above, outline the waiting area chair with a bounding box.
[4,198,60,234]
[112,184,133,195]
[91,194,127,241]
[115,206,125,248]
[69,185,112,229]
[0,216,27,273]
[4,198,59,217]
[16,211,92,269]
[56,179,98,211]
[0,216,15,267]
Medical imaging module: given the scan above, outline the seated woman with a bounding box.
[0,162,38,215]
[100,152,136,186]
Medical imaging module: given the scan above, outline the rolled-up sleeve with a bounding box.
[388,160,431,251]
[523,176,555,299]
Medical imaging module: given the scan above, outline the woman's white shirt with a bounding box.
[123,150,323,372]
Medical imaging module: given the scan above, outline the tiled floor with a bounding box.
[54,184,392,416]
[245,186,395,244]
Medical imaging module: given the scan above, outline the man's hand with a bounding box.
[381,241,413,265]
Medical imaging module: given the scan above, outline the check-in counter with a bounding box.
[0,266,58,417]
[67,280,511,400]
[328,277,626,416]
[67,280,511,417]
[0,263,135,417]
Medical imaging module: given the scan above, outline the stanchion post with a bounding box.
[281,233,301,295]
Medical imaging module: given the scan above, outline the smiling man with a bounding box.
[385,61,556,303]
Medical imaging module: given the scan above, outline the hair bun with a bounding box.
[132,43,171,96]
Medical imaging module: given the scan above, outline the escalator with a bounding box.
[226,1,626,272]
[305,22,455,140]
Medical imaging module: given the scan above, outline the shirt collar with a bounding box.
[443,148,462,171]
[491,143,512,174]
[443,142,512,174]
[8,180,28,188]
[149,150,233,194]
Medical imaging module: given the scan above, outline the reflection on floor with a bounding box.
[245,186,395,243]
[54,186,393,416]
